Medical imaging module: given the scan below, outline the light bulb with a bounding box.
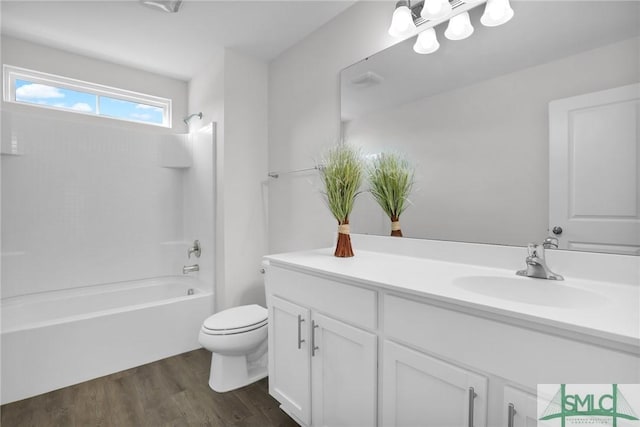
[413,28,440,54]
[421,0,452,20]
[388,3,417,38]
[480,0,514,27]
[444,12,474,40]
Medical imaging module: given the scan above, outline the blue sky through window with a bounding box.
[14,79,165,125]
[16,79,96,113]
[100,96,164,124]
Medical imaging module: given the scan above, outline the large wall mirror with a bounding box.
[341,1,639,255]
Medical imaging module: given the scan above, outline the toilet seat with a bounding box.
[201,304,268,336]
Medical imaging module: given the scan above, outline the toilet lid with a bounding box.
[203,304,268,332]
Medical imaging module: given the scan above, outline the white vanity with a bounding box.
[263,234,639,427]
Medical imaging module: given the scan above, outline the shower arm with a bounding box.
[184,112,203,124]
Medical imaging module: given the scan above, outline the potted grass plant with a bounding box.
[367,152,415,237]
[318,144,363,257]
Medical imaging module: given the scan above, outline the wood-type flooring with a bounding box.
[1,349,298,427]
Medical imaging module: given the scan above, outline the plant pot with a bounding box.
[334,219,354,257]
[391,217,403,237]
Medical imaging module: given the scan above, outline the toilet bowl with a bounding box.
[198,304,268,392]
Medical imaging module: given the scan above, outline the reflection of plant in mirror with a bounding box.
[367,152,414,237]
[318,144,363,257]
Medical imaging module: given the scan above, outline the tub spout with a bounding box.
[183,264,199,274]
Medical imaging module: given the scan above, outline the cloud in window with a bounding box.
[71,103,93,112]
[16,83,65,99]
[130,112,152,120]
[135,104,163,113]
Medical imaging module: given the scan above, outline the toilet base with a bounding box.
[208,351,268,393]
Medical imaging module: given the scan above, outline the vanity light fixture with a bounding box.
[421,0,452,20]
[480,0,514,27]
[389,0,514,55]
[140,0,183,13]
[444,11,474,40]
[388,1,417,38]
[413,28,440,54]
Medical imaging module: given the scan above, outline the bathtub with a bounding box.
[1,276,213,404]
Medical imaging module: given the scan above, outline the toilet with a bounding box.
[198,304,268,393]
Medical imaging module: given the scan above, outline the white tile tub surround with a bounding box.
[1,110,197,298]
[1,276,213,404]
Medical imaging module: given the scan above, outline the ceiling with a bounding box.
[1,0,356,81]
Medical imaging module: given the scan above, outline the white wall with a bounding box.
[268,1,398,254]
[188,48,268,310]
[223,50,268,309]
[1,36,188,131]
[346,37,640,246]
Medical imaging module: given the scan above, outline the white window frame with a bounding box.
[3,65,172,128]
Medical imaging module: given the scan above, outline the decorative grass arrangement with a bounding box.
[318,144,363,257]
[367,152,414,237]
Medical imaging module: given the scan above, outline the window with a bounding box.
[4,65,171,127]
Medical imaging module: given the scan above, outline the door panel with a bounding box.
[549,83,640,254]
[268,296,311,425]
[382,340,488,427]
[503,386,538,427]
[311,313,377,427]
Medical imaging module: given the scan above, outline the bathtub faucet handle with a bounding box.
[188,240,201,259]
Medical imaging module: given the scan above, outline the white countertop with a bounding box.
[265,248,640,352]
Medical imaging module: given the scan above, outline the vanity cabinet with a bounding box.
[266,267,377,427]
[264,251,638,427]
[382,340,488,427]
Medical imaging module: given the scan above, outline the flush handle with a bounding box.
[297,315,305,350]
[468,387,477,427]
[507,403,516,427]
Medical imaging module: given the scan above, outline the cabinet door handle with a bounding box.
[297,315,305,349]
[507,403,516,427]
[468,387,477,427]
[311,320,319,357]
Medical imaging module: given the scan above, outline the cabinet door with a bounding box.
[382,341,488,427]
[269,296,311,426]
[503,386,537,427]
[311,313,377,427]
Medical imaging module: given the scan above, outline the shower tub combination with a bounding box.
[1,276,212,404]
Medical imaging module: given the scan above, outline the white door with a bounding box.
[310,313,377,427]
[549,83,640,254]
[268,296,311,426]
[382,340,488,427]
[502,386,538,427]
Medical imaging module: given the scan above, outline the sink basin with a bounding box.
[452,275,605,308]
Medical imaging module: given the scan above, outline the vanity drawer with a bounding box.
[266,265,377,330]
[383,294,639,387]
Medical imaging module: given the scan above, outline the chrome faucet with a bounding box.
[183,264,199,274]
[516,237,564,280]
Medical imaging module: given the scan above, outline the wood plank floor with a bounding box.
[1,349,298,427]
